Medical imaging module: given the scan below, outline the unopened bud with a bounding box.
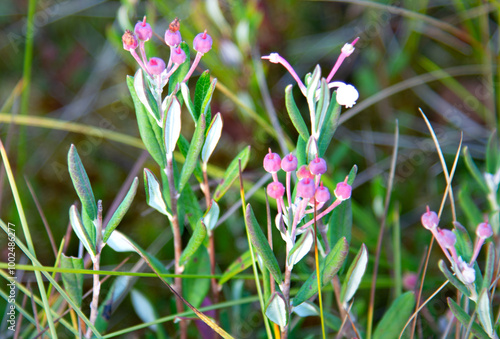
[165,18,182,47]
[134,17,153,41]
[122,30,138,51]
[194,30,213,54]
[148,57,166,75]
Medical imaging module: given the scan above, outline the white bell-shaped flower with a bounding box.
[336,84,359,108]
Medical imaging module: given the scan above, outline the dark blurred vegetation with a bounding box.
[0,0,498,337]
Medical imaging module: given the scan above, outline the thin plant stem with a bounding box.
[165,156,186,339]
[86,201,103,339]
[18,0,37,169]
[314,204,326,339]
[281,265,292,339]
[239,160,273,339]
[367,121,399,339]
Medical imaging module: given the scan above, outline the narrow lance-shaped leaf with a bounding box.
[69,205,96,261]
[452,221,474,262]
[458,186,484,227]
[373,292,415,339]
[103,177,139,243]
[194,70,212,121]
[182,247,211,308]
[179,220,207,268]
[68,145,97,222]
[127,75,165,168]
[246,204,283,283]
[265,292,288,327]
[288,228,313,267]
[144,169,171,218]
[179,113,206,193]
[317,93,341,157]
[203,200,219,234]
[181,82,196,122]
[463,146,488,193]
[477,288,494,337]
[486,130,500,174]
[447,298,490,339]
[133,69,161,125]
[285,84,310,141]
[219,250,253,286]
[131,289,159,331]
[438,260,471,298]
[482,242,495,291]
[340,244,368,305]
[314,78,330,133]
[214,146,251,201]
[292,237,348,306]
[164,96,182,156]
[200,78,217,123]
[202,113,223,164]
[168,42,191,95]
[60,254,84,307]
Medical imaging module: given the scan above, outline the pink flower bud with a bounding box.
[402,272,418,291]
[165,18,182,47]
[281,153,297,172]
[436,229,456,249]
[296,165,314,180]
[171,46,186,64]
[263,149,281,173]
[476,222,493,239]
[194,30,213,54]
[122,30,138,51]
[147,57,166,75]
[297,178,315,199]
[309,156,327,175]
[134,17,153,41]
[315,182,330,203]
[267,182,285,200]
[421,208,439,230]
[334,181,352,201]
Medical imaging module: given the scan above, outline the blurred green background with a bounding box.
[0,0,498,337]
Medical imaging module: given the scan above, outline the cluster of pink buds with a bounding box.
[262,38,360,109]
[264,149,352,242]
[421,207,493,285]
[122,16,213,88]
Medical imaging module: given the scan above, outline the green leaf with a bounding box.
[486,130,499,174]
[68,144,97,222]
[200,78,217,123]
[340,244,368,305]
[194,70,212,121]
[314,78,330,133]
[306,65,321,103]
[202,113,223,164]
[219,250,253,286]
[477,288,494,337]
[203,200,220,233]
[453,221,474,263]
[168,42,191,95]
[292,237,348,306]
[178,135,203,184]
[132,69,161,125]
[183,247,211,308]
[347,164,358,185]
[285,85,310,141]
[305,135,318,163]
[463,146,488,193]
[131,289,160,332]
[288,228,313,267]
[327,198,352,250]
[458,185,484,228]
[179,113,206,193]
[245,204,282,283]
[60,254,84,307]
[265,292,288,327]
[318,93,341,157]
[127,75,165,168]
[178,182,203,229]
[179,219,207,267]
[144,169,170,217]
[103,177,138,243]
[180,82,196,122]
[163,96,182,155]
[483,243,495,291]
[373,292,415,339]
[69,205,96,261]
[448,298,490,339]
[214,146,251,201]
[438,260,471,298]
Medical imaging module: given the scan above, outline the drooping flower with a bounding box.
[165,18,182,47]
[194,30,213,54]
[134,17,153,41]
